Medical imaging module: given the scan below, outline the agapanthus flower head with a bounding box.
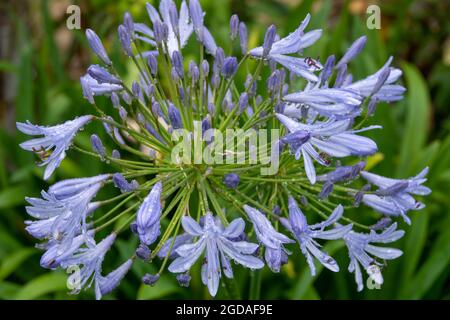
[17,2,429,299]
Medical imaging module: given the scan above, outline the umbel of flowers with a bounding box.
[18,0,430,299]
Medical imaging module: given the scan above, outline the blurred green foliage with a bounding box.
[0,0,449,300]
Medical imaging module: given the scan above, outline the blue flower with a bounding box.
[345,57,405,102]
[244,205,294,272]
[85,29,111,66]
[277,113,379,183]
[60,233,124,299]
[250,14,322,82]
[25,175,109,250]
[157,233,194,259]
[17,115,93,180]
[283,87,363,119]
[80,74,123,104]
[344,223,404,291]
[281,197,352,276]
[136,182,163,245]
[40,231,94,269]
[223,173,240,189]
[361,168,431,224]
[168,213,264,296]
[113,173,139,193]
[96,259,133,300]
[335,36,367,69]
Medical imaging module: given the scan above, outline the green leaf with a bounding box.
[397,212,428,298]
[0,186,28,210]
[0,248,36,281]
[14,272,68,300]
[137,275,178,300]
[401,220,450,299]
[397,62,431,177]
[0,281,20,299]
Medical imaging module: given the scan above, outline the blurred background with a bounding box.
[0,0,449,300]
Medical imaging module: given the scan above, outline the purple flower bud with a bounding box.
[221,57,238,78]
[170,67,179,82]
[267,70,279,93]
[136,113,145,125]
[282,83,289,95]
[118,25,133,57]
[123,12,134,35]
[299,195,308,207]
[145,123,164,143]
[372,66,391,95]
[230,14,239,40]
[178,87,185,102]
[275,102,285,114]
[245,74,256,97]
[367,97,379,117]
[336,36,367,69]
[319,181,334,199]
[147,54,158,75]
[80,76,94,104]
[334,64,347,88]
[88,65,122,85]
[112,149,121,159]
[369,217,393,230]
[122,92,132,105]
[189,61,200,82]
[272,205,281,216]
[201,60,210,76]
[176,273,191,287]
[118,107,127,121]
[376,181,410,197]
[320,55,335,83]
[263,25,277,57]
[130,222,138,234]
[113,173,139,193]
[238,92,248,113]
[213,47,225,72]
[142,273,160,286]
[211,73,220,89]
[85,29,111,65]
[90,134,106,159]
[168,103,183,129]
[255,95,263,106]
[152,101,163,118]
[136,243,151,261]
[223,173,240,189]
[202,116,211,137]
[172,51,184,79]
[207,102,215,115]
[189,0,204,41]
[239,22,248,54]
[168,1,179,37]
[154,20,168,43]
[132,81,141,98]
[136,182,162,245]
[111,92,120,108]
[354,191,364,207]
